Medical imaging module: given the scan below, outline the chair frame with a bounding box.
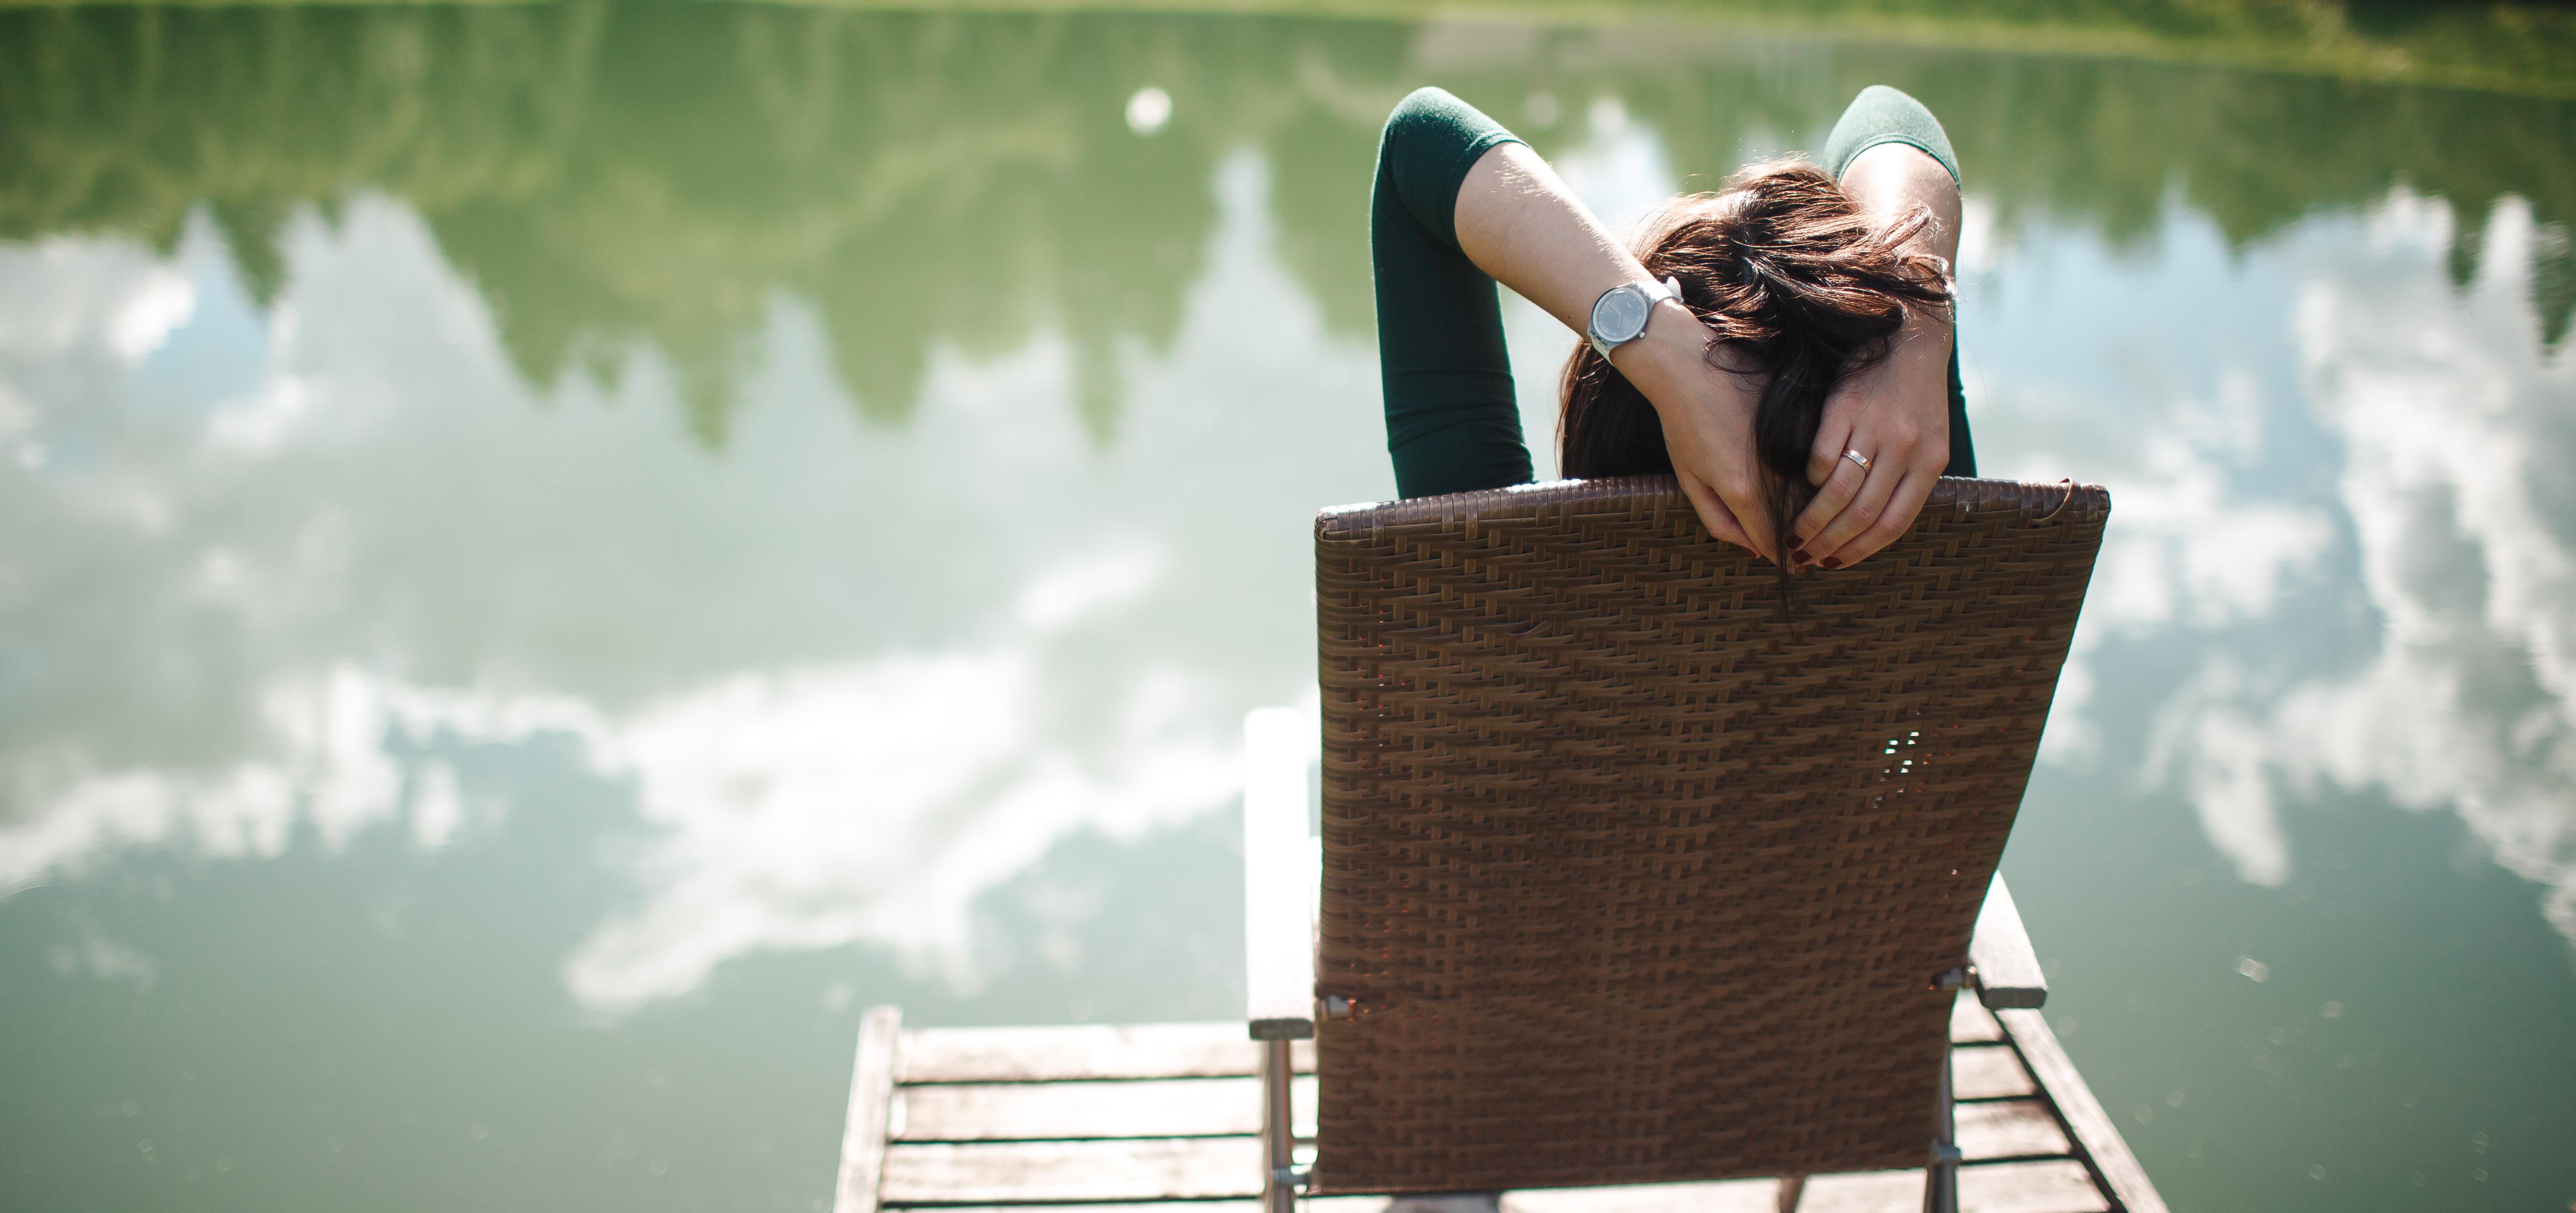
[1245,475,2101,1209]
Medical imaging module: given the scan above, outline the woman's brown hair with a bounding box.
[1558,160,1953,578]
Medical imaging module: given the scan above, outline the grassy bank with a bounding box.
[2,0,2569,99]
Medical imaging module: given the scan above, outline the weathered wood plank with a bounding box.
[1957,1161,2115,1213]
[1958,1099,2073,1162]
[1245,708,1318,1040]
[880,1127,2075,1208]
[1794,1160,2106,1213]
[899,1047,2022,1143]
[1996,1010,2170,1213]
[1969,877,2048,1010]
[901,1023,1314,1083]
[833,1006,903,1213]
[881,1137,1260,1205]
[1500,1176,1783,1212]
[1952,992,2004,1044]
[873,1020,2114,1213]
[896,1202,1393,1213]
[906,1020,2003,1086]
[889,1162,2103,1213]
[1951,1044,2038,1101]
[897,1075,1317,1141]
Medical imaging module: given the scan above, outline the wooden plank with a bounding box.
[897,1075,1318,1141]
[1960,1161,2113,1213]
[1959,1161,2114,1213]
[1797,1169,1928,1213]
[899,1201,1393,1213]
[1500,1176,1782,1212]
[1951,1044,2038,1101]
[881,1133,2078,1209]
[904,1021,2001,1092]
[1794,1160,2106,1213]
[881,1137,1260,1205]
[1970,877,2048,1010]
[833,1006,903,1213]
[1952,992,2004,1044]
[901,1023,1313,1083]
[1958,1099,2073,1162]
[1244,707,1318,1040]
[898,1167,2097,1213]
[1996,1010,2170,1213]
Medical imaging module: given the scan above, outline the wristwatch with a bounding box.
[1587,276,1685,360]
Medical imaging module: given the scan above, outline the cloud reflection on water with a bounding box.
[2148,192,2576,937]
[0,156,1373,1011]
[4,139,2573,1026]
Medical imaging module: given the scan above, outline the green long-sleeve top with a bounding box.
[1371,85,1976,500]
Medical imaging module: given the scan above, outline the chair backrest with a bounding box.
[1308,475,2107,1195]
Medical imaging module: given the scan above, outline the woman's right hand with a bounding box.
[1610,302,1777,563]
[1453,143,1777,560]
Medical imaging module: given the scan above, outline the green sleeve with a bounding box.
[1825,85,1976,477]
[1824,85,1962,186]
[1372,88,1535,499]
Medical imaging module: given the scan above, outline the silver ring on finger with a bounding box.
[1843,448,1871,472]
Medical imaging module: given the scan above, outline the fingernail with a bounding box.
[1820,556,1842,570]
[1791,548,1811,563]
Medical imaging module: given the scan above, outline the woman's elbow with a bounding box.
[1382,86,1464,146]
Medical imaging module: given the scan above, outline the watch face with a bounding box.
[1592,287,1651,345]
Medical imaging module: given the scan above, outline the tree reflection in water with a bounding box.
[1,5,2567,446]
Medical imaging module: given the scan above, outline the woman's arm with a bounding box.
[1793,91,1967,570]
[1372,89,1534,499]
[1453,143,1779,559]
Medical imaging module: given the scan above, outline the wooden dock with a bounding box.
[832,994,2166,1213]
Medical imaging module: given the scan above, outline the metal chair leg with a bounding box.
[1260,1039,1298,1213]
[1922,1044,1959,1213]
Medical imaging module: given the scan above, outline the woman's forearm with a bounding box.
[1451,144,1644,332]
[1449,141,1776,557]
[1450,144,1714,390]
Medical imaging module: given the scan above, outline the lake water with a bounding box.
[1,6,2571,1212]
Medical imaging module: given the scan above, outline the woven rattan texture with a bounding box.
[1309,476,2106,1195]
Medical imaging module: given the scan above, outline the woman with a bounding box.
[1373,85,1969,574]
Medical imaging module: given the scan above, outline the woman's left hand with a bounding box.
[1788,310,1951,570]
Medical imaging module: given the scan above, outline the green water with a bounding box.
[1,6,2571,1212]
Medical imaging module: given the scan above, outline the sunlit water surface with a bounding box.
[1,8,2572,1212]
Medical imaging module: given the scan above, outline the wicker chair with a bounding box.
[1242,475,2108,1213]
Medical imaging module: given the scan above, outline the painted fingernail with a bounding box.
[1791,549,1811,563]
[1820,556,1843,570]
